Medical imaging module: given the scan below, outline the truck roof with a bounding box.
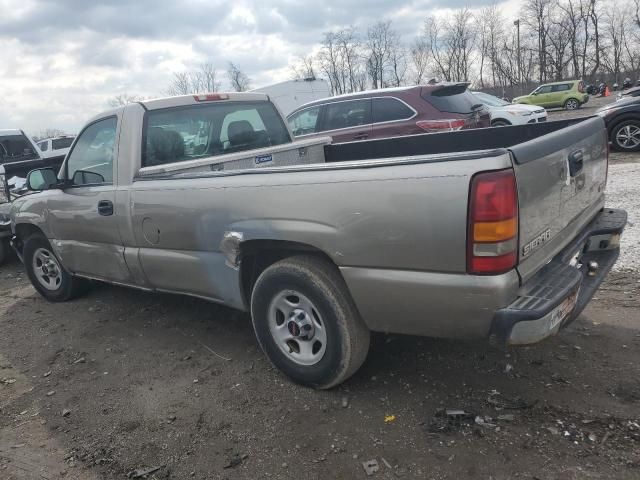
[0,129,25,137]
[141,92,270,111]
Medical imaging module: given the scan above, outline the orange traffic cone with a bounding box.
[604,86,611,97]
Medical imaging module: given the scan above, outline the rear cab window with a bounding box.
[372,97,415,123]
[143,101,290,167]
[422,85,479,114]
[0,134,38,163]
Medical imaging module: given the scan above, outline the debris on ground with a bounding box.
[341,396,349,408]
[128,465,163,478]
[362,459,380,476]
[384,414,396,423]
[223,453,248,469]
[62,409,71,417]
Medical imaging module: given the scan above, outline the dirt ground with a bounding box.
[1,100,639,480]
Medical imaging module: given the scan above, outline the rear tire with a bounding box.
[250,255,370,389]
[611,119,640,152]
[564,98,580,110]
[23,234,90,302]
[0,239,7,266]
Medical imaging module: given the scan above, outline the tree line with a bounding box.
[290,0,640,95]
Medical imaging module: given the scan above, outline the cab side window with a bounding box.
[536,85,553,94]
[66,117,117,186]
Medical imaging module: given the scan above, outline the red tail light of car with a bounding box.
[467,169,519,275]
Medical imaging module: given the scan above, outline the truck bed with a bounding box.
[324,117,587,163]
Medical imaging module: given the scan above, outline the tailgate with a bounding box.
[510,117,608,283]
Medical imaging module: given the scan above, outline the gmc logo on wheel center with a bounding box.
[522,228,552,257]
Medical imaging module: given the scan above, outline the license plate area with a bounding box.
[548,289,579,331]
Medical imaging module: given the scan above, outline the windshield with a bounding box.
[473,92,510,107]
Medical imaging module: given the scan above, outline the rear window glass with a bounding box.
[372,98,414,123]
[142,101,290,167]
[0,135,37,163]
[52,137,74,149]
[423,86,478,114]
[38,141,49,151]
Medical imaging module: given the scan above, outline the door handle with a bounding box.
[98,200,114,216]
[568,149,584,177]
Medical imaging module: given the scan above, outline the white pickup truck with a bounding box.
[8,92,626,388]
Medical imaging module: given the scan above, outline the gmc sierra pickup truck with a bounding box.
[9,92,626,389]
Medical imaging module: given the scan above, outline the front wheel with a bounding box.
[611,120,640,152]
[23,234,90,301]
[564,98,580,110]
[251,256,370,389]
[0,239,7,266]
[491,119,511,127]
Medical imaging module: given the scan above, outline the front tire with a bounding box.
[0,239,7,266]
[564,98,580,110]
[491,119,511,127]
[23,234,90,302]
[611,120,640,152]
[251,256,370,389]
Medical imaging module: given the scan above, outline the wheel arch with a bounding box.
[13,223,46,255]
[607,114,640,134]
[238,239,339,308]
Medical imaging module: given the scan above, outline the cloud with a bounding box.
[0,0,515,134]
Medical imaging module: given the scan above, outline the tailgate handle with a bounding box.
[568,149,584,177]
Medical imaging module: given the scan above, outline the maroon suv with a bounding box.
[286,83,490,142]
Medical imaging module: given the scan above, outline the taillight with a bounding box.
[467,169,519,275]
[578,82,585,93]
[193,93,230,102]
[416,119,466,132]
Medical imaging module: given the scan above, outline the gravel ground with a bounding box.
[1,98,639,480]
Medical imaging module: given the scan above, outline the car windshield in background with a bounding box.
[0,135,37,163]
[52,137,74,149]
[424,85,478,114]
[143,101,290,167]
[473,92,510,107]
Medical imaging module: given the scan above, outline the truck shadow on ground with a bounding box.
[1,276,639,479]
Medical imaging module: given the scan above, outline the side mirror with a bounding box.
[72,170,105,185]
[27,168,59,191]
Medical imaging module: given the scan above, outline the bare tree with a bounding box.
[227,62,251,92]
[523,0,552,83]
[409,37,430,85]
[602,9,626,83]
[365,21,397,88]
[290,55,317,80]
[108,93,144,108]
[167,63,221,95]
[589,0,602,78]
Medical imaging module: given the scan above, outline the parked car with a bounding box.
[472,91,547,126]
[513,80,588,110]
[251,79,331,116]
[287,83,490,142]
[36,136,75,159]
[617,86,640,100]
[9,93,625,389]
[0,177,11,265]
[0,129,66,178]
[597,96,640,151]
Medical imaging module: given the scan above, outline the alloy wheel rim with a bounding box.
[32,248,62,291]
[268,290,327,366]
[616,124,640,148]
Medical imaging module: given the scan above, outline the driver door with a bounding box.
[46,116,131,282]
[532,85,553,107]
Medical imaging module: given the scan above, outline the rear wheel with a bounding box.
[250,256,370,389]
[23,234,90,301]
[564,98,580,110]
[0,239,7,266]
[611,120,640,152]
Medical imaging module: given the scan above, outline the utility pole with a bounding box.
[514,19,521,95]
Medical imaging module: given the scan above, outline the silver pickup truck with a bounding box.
[9,92,626,388]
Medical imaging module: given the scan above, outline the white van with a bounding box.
[252,79,331,116]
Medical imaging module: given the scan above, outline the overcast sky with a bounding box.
[1,0,518,135]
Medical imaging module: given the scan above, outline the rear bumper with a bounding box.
[490,208,626,345]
